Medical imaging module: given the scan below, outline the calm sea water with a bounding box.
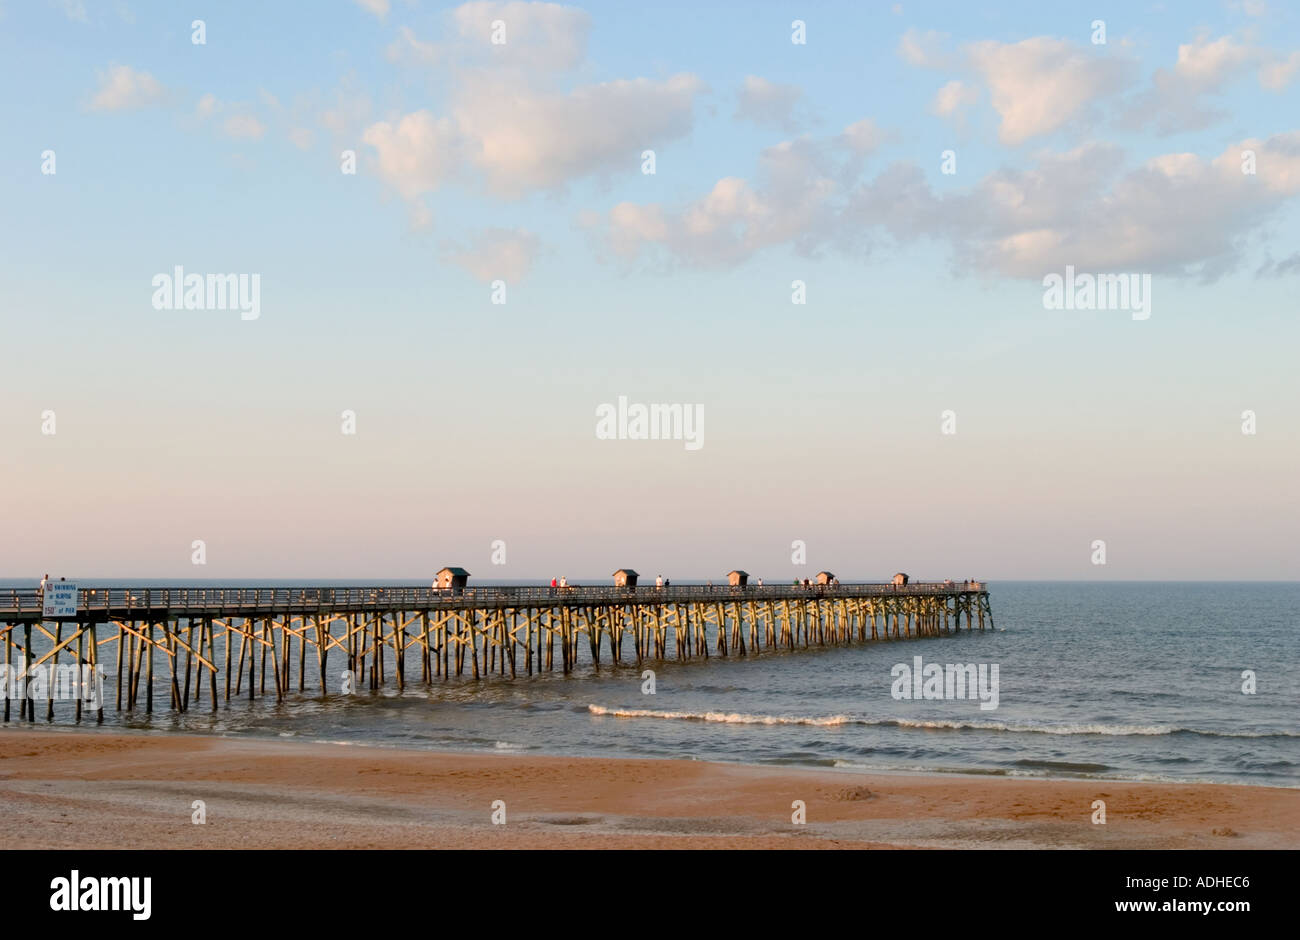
[3,580,1297,787]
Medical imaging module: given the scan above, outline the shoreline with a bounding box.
[6,721,1292,791]
[1,728,1296,849]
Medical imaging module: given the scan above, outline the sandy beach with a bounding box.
[0,729,1295,849]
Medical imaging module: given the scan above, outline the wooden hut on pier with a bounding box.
[892,572,909,586]
[815,571,835,585]
[727,570,750,587]
[613,569,639,589]
[436,567,470,592]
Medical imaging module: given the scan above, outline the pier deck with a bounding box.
[1,581,993,723]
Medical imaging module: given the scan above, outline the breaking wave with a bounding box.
[586,705,1298,738]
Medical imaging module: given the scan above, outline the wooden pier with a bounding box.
[0,581,993,723]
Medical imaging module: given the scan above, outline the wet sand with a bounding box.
[1,729,1295,849]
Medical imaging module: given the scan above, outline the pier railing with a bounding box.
[0,581,986,618]
[2,579,995,722]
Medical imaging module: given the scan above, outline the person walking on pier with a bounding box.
[656,575,663,589]
[559,575,568,589]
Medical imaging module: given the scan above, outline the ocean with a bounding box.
[3,580,1297,787]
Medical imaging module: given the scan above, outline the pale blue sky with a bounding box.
[1,0,1298,580]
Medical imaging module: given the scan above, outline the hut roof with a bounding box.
[816,571,835,578]
[728,570,749,577]
[437,566,471,577]
[612,568,639,577]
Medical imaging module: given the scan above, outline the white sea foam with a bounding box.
[587,705,859,727]
[586,705,1297,738]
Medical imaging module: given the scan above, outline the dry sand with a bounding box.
[1,729,1295,849]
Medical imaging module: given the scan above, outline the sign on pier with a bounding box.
[43,582,78,618]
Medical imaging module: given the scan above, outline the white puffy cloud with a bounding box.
[445,227,540,282]
[734,76,804,131]
[838,118,886,155]
[592,124,1300,282]
[966,38,1134,145]
[87,65,166,111]
[362,111,462,199]
[1124,35,1265,133]
[363,73,700,203]
[1260,50,1300,90]
[899,32,1136,144]
[365,2,701,209]
[930,79,979,126]
[598,123,871,267]
[453,73,701,196]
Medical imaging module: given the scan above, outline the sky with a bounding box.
[1,0,1298,581]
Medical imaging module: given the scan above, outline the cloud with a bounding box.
[451,1,590,71]
[194,94,268,141]
[930,79,978,120]
[288,127,314,150]
[590,124,1300,283]
[852,133,1300,279]
[223,114,266,139]
[363,72,701,204]
[1230,0,1271,16]
[966,38,1134,145]
[1255,250,1300,277]
[319,82,373,139]
[353,0,389,20]
[1124,34,1265,133]
[734,75,804,131]
[87,64,166,112]
[900,33,1135,144]
[365,3,702,218]
[1260,50,1300,90]
[362,111,462,199]
[454,73,701,196]
[386,25,440,67]
[898,28,954,68]
[595,122,875,267]
[392,2,591,72]
[838,118,886,155]
[53,0,88,23]
[445,227,540,282]
[195,93,218,119]
[1121,35,1300,133]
